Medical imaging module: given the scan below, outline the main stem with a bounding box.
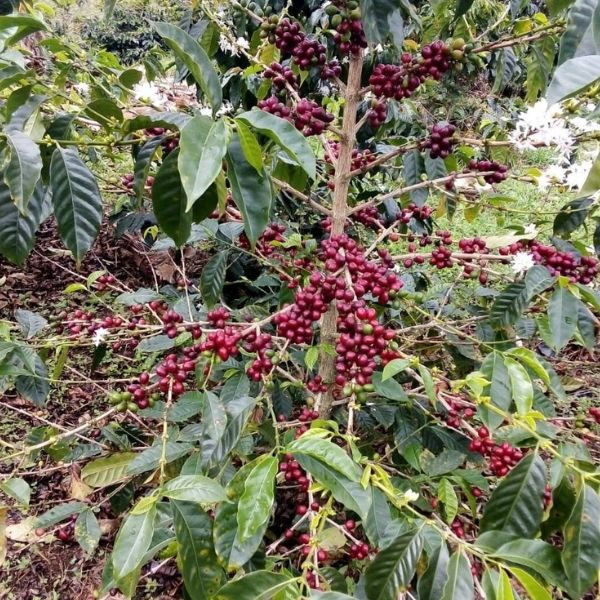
[317,51,363,418]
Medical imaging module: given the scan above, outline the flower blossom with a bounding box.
[92,327,109,347]
[511,252,535,275]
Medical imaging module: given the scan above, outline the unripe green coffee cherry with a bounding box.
[127,402,138,412]
[331,14,343,27]
[325,4,339,15]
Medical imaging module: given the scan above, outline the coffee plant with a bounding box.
[1,0,600,598]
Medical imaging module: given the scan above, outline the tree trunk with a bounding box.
[317,51,363,418]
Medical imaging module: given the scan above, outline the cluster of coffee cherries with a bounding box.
[352,205,384,230]
[326,0,367,55]
[199,324,242,362]
[121,173,154,195]
[144,127,179,154]
[367,99,388,129]
[397,203,434,225]
[527,241,598,284]
[264,62,298,91]
[589,406,600,424]
[467,159,509,184]
[369,39,465,100]
[335,304,396,387]
[423,122,457,159]
[245,331,276,381]
[154,351,197,397]
[443,396,475,429]
[258,96,334,136]
[94,273,117,292]
[458,237,488,254]
[292,37,327,70]
[469,426,524,477]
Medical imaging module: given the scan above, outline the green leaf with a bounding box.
[360,0,404,47]
[491,539,565,588]
[81,453,136,488]
[152,149,191,247]
[226,135,272,246]
[202,391,227,441]
[235,118,263,173]
[288,434,361,481]
[112,504,156,580]
[372,371,408,401]
[508,567,552,600]
[153,22,222,115]
[84,99,123,129]
[480,453,546,537]
[454,0,475,19]
[403,149,427,205]
[104,0,117,20]
[364,487,393,546]
[34,501,87,528]
[172,500,223,598]
[562,484,600,597]
[480,352,512,429]
[137,335,176,353]
[0,179,46,265]
[4,130,42,212]
[547,55,600,104]
[215,571,296,600]
[580,152,600,197]
[15,309,47,339]
[490,282,529,327]
[382,358,410,381]
[237,456,277,542]
[200,252,228,309]
[505,357,533,416]
[179,116,228,210]
[553,197,594,235]
[50,146,102,261]
[237,109,316,179]
[75,509,101,556]
[294,453,371,519]
[163,475,227,503]
[0,477,30,506]
[558,0,597,64]
[524,266,556,299]
[126,442,192,476]
[363,529,423,600]
[548,287,578,351]
[418,543,450,600]
[15,354,49,407]
[133,135,164,202]
[440,551,474,600]
[438,478,458,524]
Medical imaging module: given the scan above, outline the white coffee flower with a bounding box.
[524,223,538,235]
[538,164,566,190]
[565,161,592,190]
[73,82,90,96]
[132,80,164,106]
[92,327,109,347]
[511,252,535,275]
[219,34,249,56]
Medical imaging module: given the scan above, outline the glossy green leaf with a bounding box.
[0,179,46,265]
[438,478,458,524]
[112,504,156,580]
[163,475,226,503]
[152,149,191,247]
[15,354,49,407]
[75,508,101,555]
[418,543,450,600]
[295,453,371,519]
[237,456,277,542]
[202,391,227,442]
[491,539,565,588]
[15,309,47,339]
[50,146,102,261]
[548,287,578,351]
[153,22,222,115]
[525,266,556,299]
[562,484,600,597]
[480,352,512,429]
[360,0,404,47]
[288,435,361,481]
[81,453,136,488]
[508,567,552,600]
[553,197,594,234]
[200,252,228,309]
[480,453,546,537]
[4,130,42,212]
[454,0,475,18]
[226,134,272,246]
[505,357,533,415]
[382,358,410,381]
[490,282,529,327]
[34,501,87,528]
[179,116,227,210]
[237,109,315,179]
[172,500,223,598]
[363,529,423,600]
[547,55,600,104]
[558,0,597,64]
[126,442,192,476]
[133,134,164,202]
[0,477,30,506]
[441,550,474,600]
[235,118,263,173]
[215,571,296,600]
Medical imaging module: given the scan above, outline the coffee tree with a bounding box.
[1,0,600,598]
